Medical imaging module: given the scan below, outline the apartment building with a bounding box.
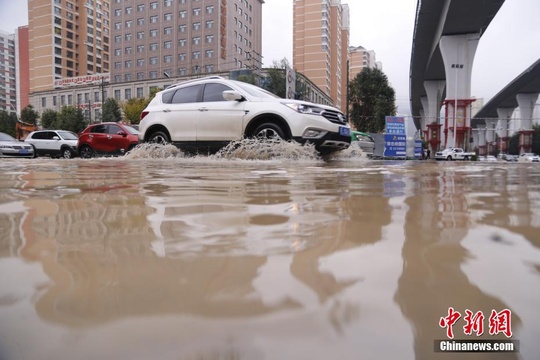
[293,0,349,112]
[0,30,17,115]
[348,45,381,80]
[109,0,263,85]
[28,0,111,94]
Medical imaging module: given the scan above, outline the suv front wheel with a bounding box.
[61,147,74,159]
[252,123,286,140]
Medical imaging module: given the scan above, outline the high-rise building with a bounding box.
[348,45,381,80]
[293,0,349,112]
[109,0,263,84]
[15,26,31,113]
[28,0,111,93]
[0,30,17,115]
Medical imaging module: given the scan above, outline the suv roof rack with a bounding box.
[164,76,225,90]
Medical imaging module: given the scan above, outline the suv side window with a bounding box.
[46,131,57,140]
[91,125,107,133]
[107,124,123,134]
[30,132,45,140]
[171,84,202,104]
[202,83,232,102]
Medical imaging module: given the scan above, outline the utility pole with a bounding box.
[88,99,92,124]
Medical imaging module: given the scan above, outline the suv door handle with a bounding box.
[163,109,171,113]
[198,107,208,112]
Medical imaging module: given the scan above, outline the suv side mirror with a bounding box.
[52,136,60,140]
[117,131,127,137]
[223,90,245,102]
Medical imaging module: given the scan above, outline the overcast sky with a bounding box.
[1,0,539,116]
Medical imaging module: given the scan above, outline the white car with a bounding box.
[0,132,34,158]
[139,76,351,155]
[25,130,79,158]
[518,153,540,163]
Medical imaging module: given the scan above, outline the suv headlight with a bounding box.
[282,103,325,115]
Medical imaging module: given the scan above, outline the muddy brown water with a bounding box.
[0,141,539,360]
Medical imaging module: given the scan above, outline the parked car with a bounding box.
[25,130,78,158]
[77,122,139,158]
[434,147,475,161]
[497,153,517,162]
[0,132,34,158]
[139,76,351,155]
[518,153,540,163]
[350,130,375,157]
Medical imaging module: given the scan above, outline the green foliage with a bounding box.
[56,106,86,134]
[122,97,148,125]
[508,133,519,155]
[262,58,288,98]
[0,110,17,137]
[20,105,39,125]
[102,98,123,122]
[237,73,256,85]
[348,68,396,133]
[148,87,161,102]
[41,109,58,129]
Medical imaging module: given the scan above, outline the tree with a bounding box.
[0,110,17,137]
[20,105,39,126]
[122,97,148,124]
[56,106,86,134]
[533,123,540,155]
[348,68,396,133]
[262,58,288,98]
[41,109,58,129]
[102,98,122,122]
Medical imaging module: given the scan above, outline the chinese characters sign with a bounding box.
[384,116,407,158]
[439,307,513,339]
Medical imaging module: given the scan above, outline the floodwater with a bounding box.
[1,140,539,360]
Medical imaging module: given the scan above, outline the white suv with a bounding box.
[139,76,351,155]
[25,130,78,158]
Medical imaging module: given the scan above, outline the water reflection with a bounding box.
[0,158,539,359]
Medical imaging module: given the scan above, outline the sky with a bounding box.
[1,0,539,116]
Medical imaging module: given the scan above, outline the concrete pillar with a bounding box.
[423,80,445,129]
[485,119,498,155]
[516,93,538,130]
[477,124,487,156]
[496,108,515,154]
[440,33,480,148]
[516,93,538,154]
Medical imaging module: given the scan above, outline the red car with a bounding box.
[78,122,139,158]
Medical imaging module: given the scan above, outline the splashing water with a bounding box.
[125,143,185,159]
[214,138,320,161]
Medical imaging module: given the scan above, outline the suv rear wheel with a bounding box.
[252,123,286,139]
[80,145,94,159]
[148,131,170,144]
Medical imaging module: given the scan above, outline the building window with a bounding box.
[164,0,172,6]
[125,60,132,68]
[179,24,186,32]
[137,72,144,80]
[205,49,214,58]
[114,90,121,100]
[125,74,132,81]
[164,40,172,49]
[164,27,173,35]
[193,22,200,30]
[206,20,214,29]
[178,53,186,61]
[125,89,132,100]
[150,43,158,51]
[41,97,46,107]
[179,68,186,75]
[150,2,158,10]
[179,39,186,47]
[125,33,132,41]
[137,45,144,52]
[137,31,144,39]
[206,5,214,14]
[192,36,200,45]
[164,13,173,21]
[206,35,214,43]
[125,47,132,54]
[137,4,144,12]
[164,55,172,63]
[137,59,144,66]
[150,15,158,23]
[150,29,158,37]
[114,62,121,69]
[192,51,201,59]
[137,18,144,26]
[150,57,158,65]
[149,71,157,79]
[125,6,132,14]
[137,87,144,98]
[193,8,201,16]
[115,49,121,56]
[179,10,187,18]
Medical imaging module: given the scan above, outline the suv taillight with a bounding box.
[140,111,149,121]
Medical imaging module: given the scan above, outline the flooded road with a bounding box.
[1,142,539,360]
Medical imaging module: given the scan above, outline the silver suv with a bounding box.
[25,130,78,158]
[139,76,350,155]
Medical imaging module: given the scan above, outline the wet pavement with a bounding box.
[0,142,539,360]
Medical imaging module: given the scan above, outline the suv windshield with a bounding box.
[232,81,280,99]
[58,131,78,140]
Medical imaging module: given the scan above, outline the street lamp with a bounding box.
[451,63,464,148]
